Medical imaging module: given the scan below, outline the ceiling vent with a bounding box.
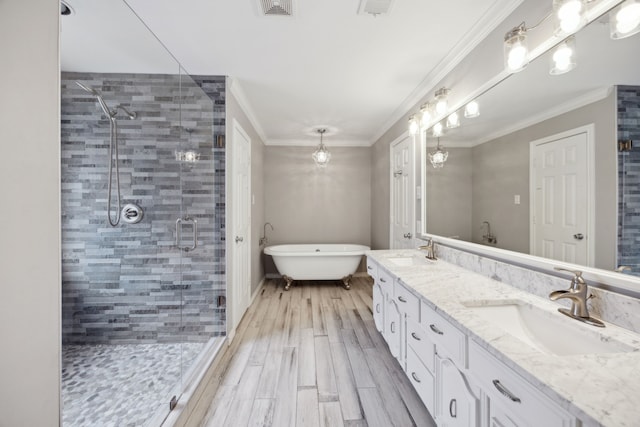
[358,0,395,16]
[259,0,293,16]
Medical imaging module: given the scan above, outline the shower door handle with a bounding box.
[176,217,198,252]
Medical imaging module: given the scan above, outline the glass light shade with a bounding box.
[432,122,443,137]
[446,111,460,129]
[420,104,432,127]
[554,0,586,35]
[550,37,577,75]
[464,101,479,118]
[312,145,331,167]
[610,0,640,40]
[434,88,449,115]
[408,115,419,135]
[175,150,200,162]
[504,24,529,72]
[428,142,449,168]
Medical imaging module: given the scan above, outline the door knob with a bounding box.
[235,236,244,243]
[573,233,584,240]
[403,233,412,239]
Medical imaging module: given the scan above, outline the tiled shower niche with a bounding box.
[61,72,226,344]
[618,85,640,274]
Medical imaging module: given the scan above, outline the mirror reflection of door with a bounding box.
[391,136,415,249]
[530,127,593,265]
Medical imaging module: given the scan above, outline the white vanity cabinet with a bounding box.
[436,356,479,427]
[367,260,384,333]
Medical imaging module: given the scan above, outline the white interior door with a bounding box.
[530,129,591,265]
[390,136,415,249]
[231,120,251,333]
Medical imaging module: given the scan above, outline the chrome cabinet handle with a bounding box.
[367,265,373,270]
[429,324,444,335]
[449,399,457,418]
[411,332,421,341]
[376,303,380,314]
[380,278,387,283]
[390,322,396,333]
[175,217,198,252]
[411,372,421,383]
[235,236,243,243]
[398,296,407,303]
[492,380,521,403]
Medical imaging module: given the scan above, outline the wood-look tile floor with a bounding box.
[199,277,436,427]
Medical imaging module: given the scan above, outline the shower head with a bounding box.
[75,81,115,119]
[115,105,137,120]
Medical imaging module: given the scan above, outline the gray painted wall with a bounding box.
[0,0,61,425]
[426,147,473,241]
[265,146,372,248]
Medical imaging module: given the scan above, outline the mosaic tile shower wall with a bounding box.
[61,72,226,344]
[618,85,640,274]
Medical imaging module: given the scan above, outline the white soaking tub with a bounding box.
[264,244,370,290]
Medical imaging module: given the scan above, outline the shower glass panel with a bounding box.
[60,1,225,425]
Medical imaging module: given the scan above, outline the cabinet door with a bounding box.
[373,282,384,333]
[436,356,478,427]
[384,296,401,360]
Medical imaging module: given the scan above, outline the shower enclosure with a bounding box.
[60,1,226,425]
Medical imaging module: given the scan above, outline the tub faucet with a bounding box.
[260,222,274,246]
[549,267,604,327]
[418,238,437,260]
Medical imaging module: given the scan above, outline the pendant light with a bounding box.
[428,138,449,168]
[610,0,640,40]
[504,23,529,72]
[312,128,331,167]
[408,114,419,135]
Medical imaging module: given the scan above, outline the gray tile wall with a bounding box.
[618,85,640,273]
[61,72,226,344]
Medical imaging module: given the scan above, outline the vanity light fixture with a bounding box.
[408,114,419,136]
[428,138,448,168]
[312,128,331,167]
[432,122,444,137]
[610,0,640,39]
[434,88,450,116]
[464,100,480,118]
[446,111,460,129]
[554,0,587,36]
[504,23,530,72]
[550,36,577,74]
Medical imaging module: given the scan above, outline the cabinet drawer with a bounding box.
[421,301,467,368]
[394,281,420,320]
[407,346,435,416]
[406,317,435,373]
[469,340,576,427]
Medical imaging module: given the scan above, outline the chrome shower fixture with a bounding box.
[75,81,137,120]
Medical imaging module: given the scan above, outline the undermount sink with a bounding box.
[387,256,415,267]
[461,299,635,356]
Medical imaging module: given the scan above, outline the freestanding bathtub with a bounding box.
[264,244,370,290]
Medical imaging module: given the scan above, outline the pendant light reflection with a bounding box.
[432,122,443,137]
[428,138,448,169]
[504,23,529,73]
[446,111,460,129]
[611,0,640,39]
[312,128,331,167]
[464,101,479,118]
[550,36,577,75]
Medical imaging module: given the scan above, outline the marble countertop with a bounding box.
[367,249,640,427]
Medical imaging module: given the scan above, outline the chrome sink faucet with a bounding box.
[418,238,437,260]
[549,267,604,327]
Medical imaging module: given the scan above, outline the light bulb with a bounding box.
[434,88,449,116]
[433,122,443,137]
[420,104,432,127]
[408,115,419,135]
[464,101,479,118]
[508,44,528,71]
[435,99,447,115]
[446,112,460,128]
[616,2,640,35]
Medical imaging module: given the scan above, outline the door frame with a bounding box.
[389,133,416,249]
[529,124,595,267]
[228,118,252,338]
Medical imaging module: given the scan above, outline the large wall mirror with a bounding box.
[421,10,640,292]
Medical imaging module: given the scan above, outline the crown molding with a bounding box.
[264,138,372,147]
[370,0,524,145]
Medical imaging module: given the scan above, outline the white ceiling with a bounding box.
[60,0,520,146]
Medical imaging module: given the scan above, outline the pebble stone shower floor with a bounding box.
[61,342,207,427]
